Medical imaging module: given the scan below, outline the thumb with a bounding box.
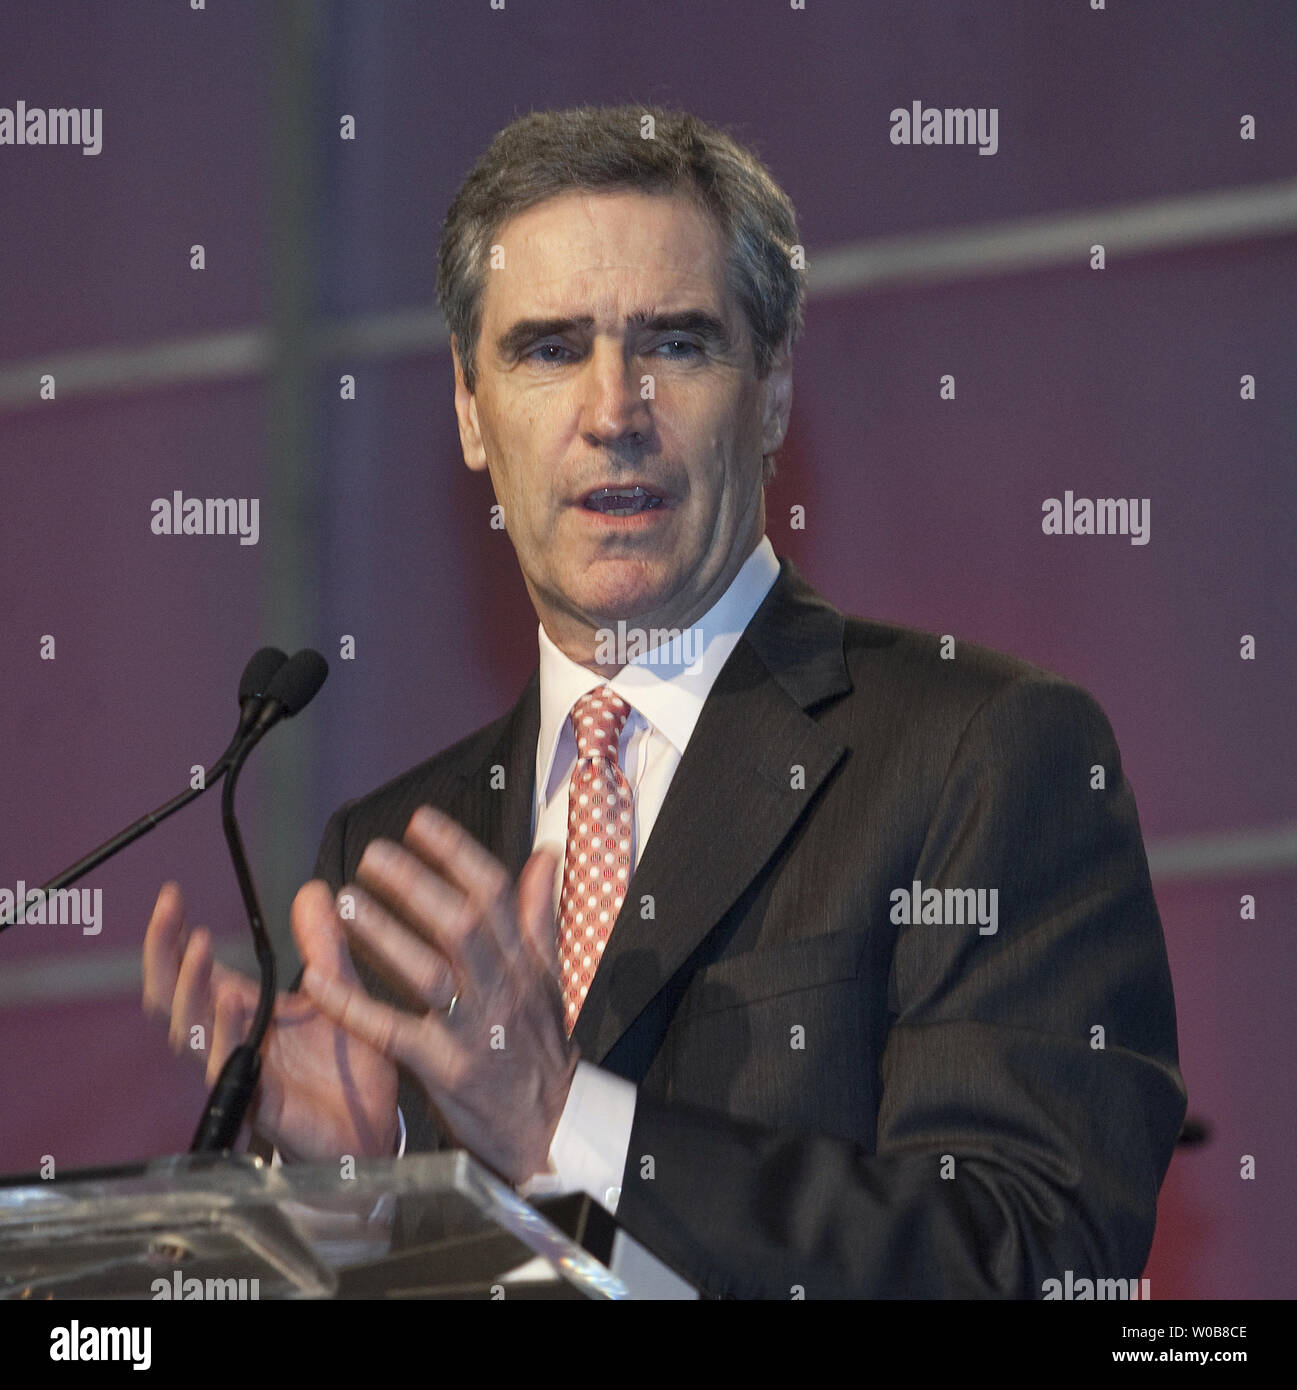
[290,880,360,987]
[518,842,562,976]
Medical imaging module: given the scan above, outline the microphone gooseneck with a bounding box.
[190,648,328,1153]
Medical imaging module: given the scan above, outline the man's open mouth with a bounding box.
[582,485,665,516]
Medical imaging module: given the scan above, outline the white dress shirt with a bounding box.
[517,534,781,1214]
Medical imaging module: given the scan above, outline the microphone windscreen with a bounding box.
[238,647,289,704]
[266,649,329,716]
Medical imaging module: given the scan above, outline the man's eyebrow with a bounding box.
[495,316,594,361]
[494,309,732,360]
[626,309,732,348]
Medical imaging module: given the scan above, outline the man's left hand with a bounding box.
[300,804,579,1185]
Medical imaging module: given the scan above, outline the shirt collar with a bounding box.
[535,535,781,798]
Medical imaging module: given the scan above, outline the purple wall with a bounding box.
[0,0,1292,1298]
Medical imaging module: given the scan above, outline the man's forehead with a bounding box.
[485,190,733,320]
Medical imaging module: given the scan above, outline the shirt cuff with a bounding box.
[517,1060,636,1215]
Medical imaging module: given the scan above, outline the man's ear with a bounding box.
[451,336,488,473]
[759,340,794,482]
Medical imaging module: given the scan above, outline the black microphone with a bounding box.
[190,648,329,1153]
[241,647,329,747]
[235,646,292,740]
[0,647,288,936]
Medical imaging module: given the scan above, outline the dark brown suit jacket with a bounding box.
[311,557,1186,1298]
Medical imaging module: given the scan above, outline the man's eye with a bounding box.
[527,343,575,363]
[656,339,701,359]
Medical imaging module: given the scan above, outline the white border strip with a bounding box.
[807,177,1297,295]
[1145,821,1297,882]
[0,942,257,1010]
[2,178,1295,411]
[1,825,1291,1008]
[0,328,272,411]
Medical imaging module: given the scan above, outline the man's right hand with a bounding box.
[142,879,399,1163]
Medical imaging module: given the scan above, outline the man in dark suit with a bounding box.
[144,105,1185,1299]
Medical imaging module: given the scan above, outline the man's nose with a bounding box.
[577,340,653,444]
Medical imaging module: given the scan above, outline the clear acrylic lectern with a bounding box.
[0,1150,696,1300]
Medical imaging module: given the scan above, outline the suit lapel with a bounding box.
[447,670,540,883]
[571,559,852,1064]
[442,561,852,1067]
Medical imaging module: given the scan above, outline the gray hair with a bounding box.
[436,104,805,393]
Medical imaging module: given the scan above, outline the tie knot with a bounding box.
[570,685,630,765]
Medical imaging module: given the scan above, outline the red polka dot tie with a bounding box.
[557,686,634,1032]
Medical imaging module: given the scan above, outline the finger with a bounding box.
[518,843,563,979]
[300,963,429,1070]
[207,955,254,1002]
[142,881,187,1020]
[402,805,518,953]
[290,880,361,987]
[343,881,457,1012]
[170,927,215,1056]
[207,982,247,1086]
[356,836,502,999]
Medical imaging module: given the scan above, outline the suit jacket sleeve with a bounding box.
[614,676,1187,1299]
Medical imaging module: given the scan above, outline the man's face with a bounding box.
[452,189,792,662]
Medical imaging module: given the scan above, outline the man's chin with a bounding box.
[567,559,685,626]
